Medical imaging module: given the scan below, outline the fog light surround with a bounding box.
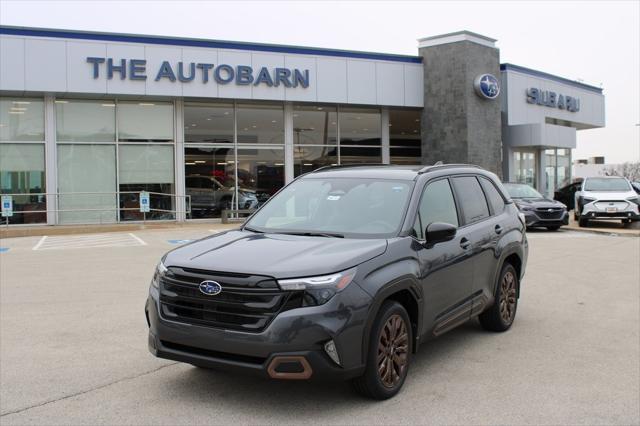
[324,340,341,366]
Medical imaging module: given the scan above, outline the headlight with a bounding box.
[278,267,357,305]
[626,196,640,206]
[151,260,168,289]
[516,203,533,212]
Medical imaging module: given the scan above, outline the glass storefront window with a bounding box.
[57,144,117,224]
[544,149,557,198]
[184,146,236,219]
[339,107,381,147]
[237,104,284,144]
[340,146,382,164]
[118,145,175,221]
[0,98,44,141]
[117,102,173,142]
[55,100,116,142]
[293,145,338,177]
[236,147,285,203]
[557,149,571,187]
[390,109,421,165]
[513,151,536,187]
[184,103,234,144]
[0,143,46,224]
[292,105,338,145]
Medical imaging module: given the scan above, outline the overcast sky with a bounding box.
[1,0,638,163]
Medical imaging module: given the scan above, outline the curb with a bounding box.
[564,226,640,238]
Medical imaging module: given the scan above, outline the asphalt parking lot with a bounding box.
[0,226,639,425]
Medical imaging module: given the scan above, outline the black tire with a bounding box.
[546,226,560,231]
[578,216,589,227]
[479,263,519,332]
[573,210,578,221]
[352,301,412,400]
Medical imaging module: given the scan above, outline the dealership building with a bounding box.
[0,26,605,225]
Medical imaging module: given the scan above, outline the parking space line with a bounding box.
[128,233,147,246]
[32,236,47,251]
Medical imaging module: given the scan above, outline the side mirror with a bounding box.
[425,222,457,245]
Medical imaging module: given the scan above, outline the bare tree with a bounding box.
[603,162,640,181]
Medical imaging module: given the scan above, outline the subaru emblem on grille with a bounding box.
[199,280,222,296]
[548,208,553,212]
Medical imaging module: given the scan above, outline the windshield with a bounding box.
[503,183,543,199]
[584,178,631,192]
[245,177,414,238]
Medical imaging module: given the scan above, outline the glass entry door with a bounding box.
[512,150,537,188]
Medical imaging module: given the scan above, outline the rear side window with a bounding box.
[479,177,506,215]
[451,176,490,224]
[413,179,459,239]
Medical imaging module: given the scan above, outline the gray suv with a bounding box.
[146,164,528,399]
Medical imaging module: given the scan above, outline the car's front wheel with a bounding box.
[479,263,518,332]
[352,301,412,400]
[547,226,561,231]
[578,216,589,227]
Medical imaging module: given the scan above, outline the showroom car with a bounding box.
[574,176,640,227]
[504,183,569,231]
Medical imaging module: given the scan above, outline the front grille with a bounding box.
[159,267,302,332]
[535,207,564,219]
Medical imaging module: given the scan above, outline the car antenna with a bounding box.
[434,161,443,166]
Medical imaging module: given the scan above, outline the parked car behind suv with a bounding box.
[574,176,640,227]
[146,164,528,399]
[503,183,568,231]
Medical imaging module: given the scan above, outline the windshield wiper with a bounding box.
[278,231,345,238]
[243,225,264,233]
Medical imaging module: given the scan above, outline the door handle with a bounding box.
[495,225,503,235]
[460,237,471,250]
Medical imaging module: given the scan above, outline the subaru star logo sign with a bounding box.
[474,73,500,100]
[199,280,222,296]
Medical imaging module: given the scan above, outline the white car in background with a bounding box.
[574,176,640,227]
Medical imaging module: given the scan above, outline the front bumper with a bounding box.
[522,210,569,228]
[145,281,372,381]
[581,202,640,221]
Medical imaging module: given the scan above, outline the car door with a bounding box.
[412,178,475,337]
[450,176,495,311]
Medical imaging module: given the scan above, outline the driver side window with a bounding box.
[413,179,459,240]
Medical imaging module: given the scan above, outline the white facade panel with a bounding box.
[403,64,423,107]
[105,43,145,95]
[0,36,25,91]
[376,62,404,106]
[25,38,67,92]
[67,41,107,94]
[145,46,183,97]
[251,52,285,101]
[502,70,605,129]
[217,49,252,100]
[181,48,219,98]
[347,60,376,105]
[0,33,424,107]
[315,57,347,103]
[284,55,317,102]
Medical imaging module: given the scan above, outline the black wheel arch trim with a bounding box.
[359,275,422,366]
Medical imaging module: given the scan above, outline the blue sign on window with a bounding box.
[139,192,150,213]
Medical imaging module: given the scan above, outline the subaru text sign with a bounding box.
[526,88,580,112]
[86,57,310,88]
[1,195,12,218]
[473,74,500,100]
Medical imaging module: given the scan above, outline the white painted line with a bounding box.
[32,236,47,251]
[129,233,147,246]
[208,230,219,233]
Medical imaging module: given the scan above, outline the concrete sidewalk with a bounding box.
[565,214,640,237]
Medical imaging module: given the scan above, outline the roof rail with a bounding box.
[417,163,483,174]
[310,163,390,173]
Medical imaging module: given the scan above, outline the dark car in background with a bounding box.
[554,180,582,211]
[146,164,528,399]
[504,183,569,231]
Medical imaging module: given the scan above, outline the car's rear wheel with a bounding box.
[352,301,412,400]
[479,263,518,332]
[547,226,560,231]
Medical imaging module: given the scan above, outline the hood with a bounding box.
[514,197,566,209]
[163,230,388,279]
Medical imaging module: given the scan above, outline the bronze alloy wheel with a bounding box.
[499,270,517,324]
[377,314,409,388]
